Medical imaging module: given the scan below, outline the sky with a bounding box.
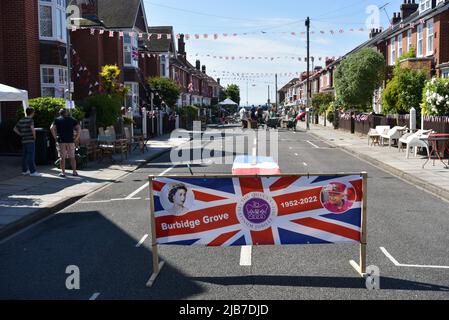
[143,0,404,105]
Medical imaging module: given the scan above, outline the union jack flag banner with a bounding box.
[151,175,364,247]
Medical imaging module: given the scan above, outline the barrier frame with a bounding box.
[146,172,368,287]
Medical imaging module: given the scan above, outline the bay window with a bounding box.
[41,65,68,98]
[391,37,396,65]
[442,68,449,79]
[160,55,167,77]
[426,19,434,56]
[39,0,66,43]
[417,24,424,57]
[123,34,139,68]
[407,29,413,51]
[398,34,403,58]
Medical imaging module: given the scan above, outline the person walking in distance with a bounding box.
[14,108,42,177]
[50,109,81,177]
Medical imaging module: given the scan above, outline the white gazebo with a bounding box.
[0,84,29,117]
[218,98,238,107]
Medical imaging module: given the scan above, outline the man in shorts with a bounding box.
[50,109,81,177]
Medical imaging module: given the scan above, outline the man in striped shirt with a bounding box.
[14,108,42,177]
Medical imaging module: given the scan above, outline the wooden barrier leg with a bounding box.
[350,172,368,278]
[146,178,165,288]
[146,244,165,288]
[350,243,367,278]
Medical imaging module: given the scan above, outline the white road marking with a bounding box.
[306,140,319,149]
[294,153,299,156]
[89,293,100,300]
[136,234,148,247]
[380,247,449,269]
[380,247,400,266]
[80,198,141,204]
[125,183,149,200]
[240,245,252,266]
[303,162,308,167]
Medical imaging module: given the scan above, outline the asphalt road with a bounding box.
[1,127,449,300]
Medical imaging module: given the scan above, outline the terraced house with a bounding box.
[279,0,449,111]
[0,0,69,122]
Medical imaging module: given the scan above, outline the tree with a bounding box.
[99,65,128,98]
[148,77,181,108]
[422,77,449,116]
[219,89,227,102]
[225,84,240,105]
[81,94,122,128]
[334,48,385,111]
[312,92,334,114]
[382,66,427,114]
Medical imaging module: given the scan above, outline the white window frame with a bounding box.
[419,0,432,14]
[417,24,424,57]
[124,82,139,115]
[437,0,445,6]
[38,0,67,43]
[160,55,168,77]
[398,34,403,58]
[426,19,434,56]
[442,68,449,78]
[391,37,396,65]
[407,29,413,51]
[123,33,139,68]
[40,65,68,98]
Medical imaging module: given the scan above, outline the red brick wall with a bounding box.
[1,0,40,120]
[71,31,127,100]
[436,10,449,71]
[71,30,102,101]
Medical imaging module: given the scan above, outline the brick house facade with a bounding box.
[278,0,449,110]
[0,0,61,122]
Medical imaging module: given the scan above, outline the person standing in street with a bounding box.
[50,109,81,178]
[14,108,42,177]
[239,107,248,129]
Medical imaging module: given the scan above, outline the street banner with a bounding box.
[151,175,363,247]
[146,173,368,287]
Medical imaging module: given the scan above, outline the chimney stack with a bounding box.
[195,60,201,71]
[178,34,186,56]
[217,78,220,85]
[369,28,381,39]
[202,65,206,74]
[392,12,402,25]
[401,0,419,20]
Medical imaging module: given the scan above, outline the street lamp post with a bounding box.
[305,17,310,131]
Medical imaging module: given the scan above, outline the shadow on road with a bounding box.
[189,275,449,292]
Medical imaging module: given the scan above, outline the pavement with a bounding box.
[299,121,449,202]
[0,134,191,240]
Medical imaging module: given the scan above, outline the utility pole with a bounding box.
[306,17,310,130]
[267,85,270,105]
[275,74,278,111]
[66,1,74,114]
[246,80,249,107]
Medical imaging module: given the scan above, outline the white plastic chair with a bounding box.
[399,130,432,159]
[380,126,408,148]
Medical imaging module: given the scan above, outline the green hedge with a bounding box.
[17,97,84,129]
